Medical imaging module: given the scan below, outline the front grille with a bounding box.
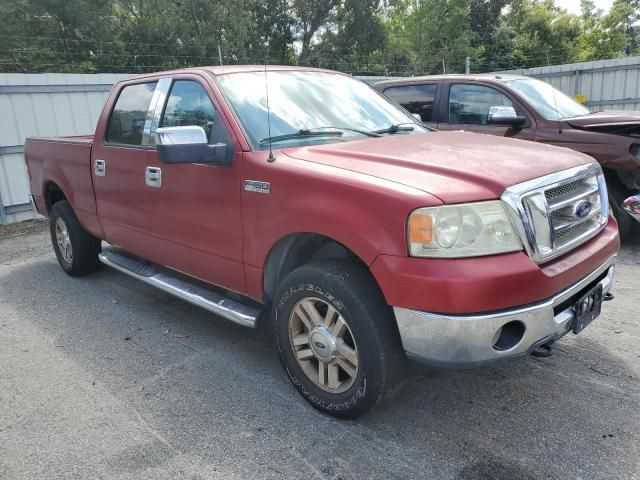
[545,178,588,201]
[502,164,608,263]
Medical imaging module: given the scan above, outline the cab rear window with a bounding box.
[106,82,157,145]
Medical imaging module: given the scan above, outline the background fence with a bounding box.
[1,58,640,224]
[0,73,130,224]
[499,55,640,111]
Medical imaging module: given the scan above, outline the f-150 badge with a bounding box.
[244,180,271,194]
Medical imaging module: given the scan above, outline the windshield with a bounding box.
[217,71,426,150]
[504,78,591,121]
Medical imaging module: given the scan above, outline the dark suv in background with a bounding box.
[375,74,640,237]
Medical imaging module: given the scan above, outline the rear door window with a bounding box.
[448,84,513,125]
[106,82,157,145]
[383,84,437,122]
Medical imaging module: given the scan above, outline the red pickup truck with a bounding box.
[25,66,620,418]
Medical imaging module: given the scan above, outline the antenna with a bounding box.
[551,82,562,135]
[264,65,275,162]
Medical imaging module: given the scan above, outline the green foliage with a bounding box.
[0,0,638,74]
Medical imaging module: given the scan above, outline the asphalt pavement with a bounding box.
[1,224,639,480]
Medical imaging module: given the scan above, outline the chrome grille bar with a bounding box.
[501,163,609,264]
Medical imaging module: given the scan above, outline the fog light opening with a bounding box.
[492,320,526,351]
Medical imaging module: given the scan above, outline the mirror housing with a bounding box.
[487,106,526,127]
[155,126,232,166]
[411,113,423,122]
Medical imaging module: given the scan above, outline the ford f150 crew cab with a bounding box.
[375,74,640,237]
[25,66,620,418]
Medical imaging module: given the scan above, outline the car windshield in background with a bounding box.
[505,78,591,121]
[217,71,426,150]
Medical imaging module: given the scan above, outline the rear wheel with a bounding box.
[49,200,102,276]
[273,260,405,418]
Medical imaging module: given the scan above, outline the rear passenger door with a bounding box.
[438,83,536,140]
[381,83,439,129]
[92,80,158,246]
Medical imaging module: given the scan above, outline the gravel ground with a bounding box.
[0,225,639,480]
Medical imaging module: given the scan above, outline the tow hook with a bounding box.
[604,292,614,302]
[531,342,554,358]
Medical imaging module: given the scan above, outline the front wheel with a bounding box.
[49,200,102,276]
[273,260,405,418]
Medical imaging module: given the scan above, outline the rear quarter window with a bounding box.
[383,84,437,122]
[106,82,157,145]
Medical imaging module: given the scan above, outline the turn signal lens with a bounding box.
[409,213,433,244]
[408,201,522,258]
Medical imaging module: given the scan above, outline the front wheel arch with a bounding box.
[263,232,369,303]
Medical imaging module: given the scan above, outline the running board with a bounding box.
[98,249,259,328]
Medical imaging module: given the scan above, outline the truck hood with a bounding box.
[282,131,594,204]
[566,111,640,129]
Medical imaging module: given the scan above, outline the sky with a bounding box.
[558,0,614,15]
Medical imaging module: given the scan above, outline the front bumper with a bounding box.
[393,255,616,368]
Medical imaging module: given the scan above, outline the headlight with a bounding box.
[408,201,522,258]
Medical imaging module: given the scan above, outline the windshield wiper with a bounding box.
[259,129,343,145]
[259,126,380,145]
[372,123,416,135]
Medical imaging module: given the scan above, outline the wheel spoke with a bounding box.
[300,301,324,326]
[337,340,357,366]
[293,305,314,331]
[331,316,347,337]
[292,333,309,346]
[337,357,356,379]
[324,305,338,326]
[296,349,314,361]
[318,361,327,387]
[328,363,340,390]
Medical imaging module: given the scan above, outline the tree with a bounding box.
[384,0,476,75]
[501,0,582,68]
[308,0,387,73]
[291,0,341,65]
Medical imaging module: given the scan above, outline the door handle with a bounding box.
[94,159,106,177]
[145,166,162,187]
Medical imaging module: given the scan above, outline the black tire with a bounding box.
[273,260,405,419]
[49,200,102,276]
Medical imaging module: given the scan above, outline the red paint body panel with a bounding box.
[371,218,619,314]
[283,132,594,204]
[25,137,104,238]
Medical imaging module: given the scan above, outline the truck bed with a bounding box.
[25,134,102,238]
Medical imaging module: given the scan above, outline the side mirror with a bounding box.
[411,113,423,122]
[155,126,232,166]
[487,106,526,127]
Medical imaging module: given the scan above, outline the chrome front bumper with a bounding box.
[393,255,616,367]
[623,194,640,223]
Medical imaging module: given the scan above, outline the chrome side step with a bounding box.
[98,249,260,328]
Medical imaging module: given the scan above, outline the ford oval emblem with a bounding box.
[573,200,592,219]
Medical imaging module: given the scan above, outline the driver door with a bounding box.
[144,76,245,292]
[437,83,536,140]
